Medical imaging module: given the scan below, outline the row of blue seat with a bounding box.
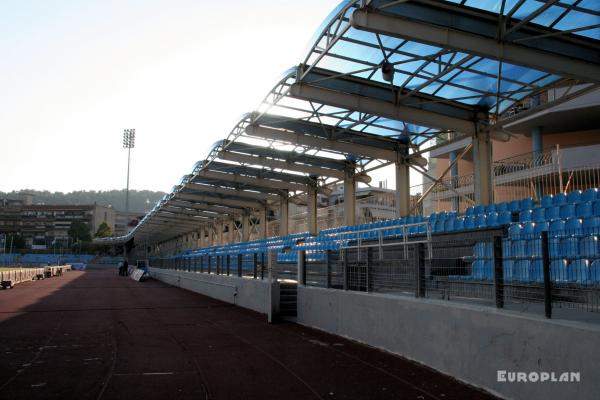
[452,258,600,284]
[463,189,600,218]
[473,236,600,261]
[520,202,600,222]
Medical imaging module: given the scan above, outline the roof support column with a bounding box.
[307,179,318,236]
[449,151,460,213]
[217,221,224,246]
[344,168,356,226]
[242,214,250,242]
[395,147,410,217]
[473,131,494,205]
[279,195,289,237]
[259,207,268,239]
[227,219,234,244]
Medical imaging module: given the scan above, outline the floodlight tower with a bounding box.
[123,129,135,232]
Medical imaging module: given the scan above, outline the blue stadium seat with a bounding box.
[474,205,486,215]
[464,216,476,229]
[541,194,554,207]
[550,259,568,282]
[465,206,475,217]
[444,218,455,232]
[454,217,465,231]
[498,211,513,225]
[509,200,521,212]
[522,222,535,236]
[567,259,589,283]
[565,217,583,232]
[476,214,487,228]
[582,188,599,203]
[549,220,566,237]
[560,237,580,258]
[576,202,593,218]
[545,206,561,221]
[590,260,600,283]
[514,260,530,282]
[580,236,600,258]
[473,242,485,259]
[519,209,533,222]
[530,259,544,283]
[567,190,582,204]
[512,240,528,259]
[527,239,542,258]
[549,237,562,259]
[508,223,522,238]
[520,197,535,210]
[583,217,600,234]
[485,204,497,213]
[593,200,600,216]
[559,204,576,219]
[553,193,567,206]
[471,260,487,280]
[532,207,545,222]
[433,220,445,233]
[486,212,499,227]
[503,259,514,282]
[496,202,509,212]
[502,240,511,259]
[534,221,549,234]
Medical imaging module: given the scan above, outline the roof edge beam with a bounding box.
[350,9,600,84]
[218,150,346,179]
[196,169,306,192]
[289,83,476,136]
[246,124,398,162]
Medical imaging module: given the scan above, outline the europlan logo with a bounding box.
[497,370,581,383]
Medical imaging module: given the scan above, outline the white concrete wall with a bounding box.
[297,285,600,400]
[148,267,270,314]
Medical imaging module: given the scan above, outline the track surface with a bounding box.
[0,266,498,400]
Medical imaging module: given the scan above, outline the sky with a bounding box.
[0,0,346,193]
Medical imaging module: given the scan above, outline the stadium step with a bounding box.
[279,283,297,318]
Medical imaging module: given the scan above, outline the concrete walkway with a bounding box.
[0,266,498,400]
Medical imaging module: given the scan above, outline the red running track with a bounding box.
[0,266,498,400]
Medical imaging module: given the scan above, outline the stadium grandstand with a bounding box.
[59,0,600,398]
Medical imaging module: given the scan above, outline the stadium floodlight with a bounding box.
[123,129,136,248]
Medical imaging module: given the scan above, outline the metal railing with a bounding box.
[301,227,600,321]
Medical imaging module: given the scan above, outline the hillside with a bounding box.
[0,189,166,214]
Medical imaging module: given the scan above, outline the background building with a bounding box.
[0,193,116,250]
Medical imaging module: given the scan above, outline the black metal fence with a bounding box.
[301,227,600,319]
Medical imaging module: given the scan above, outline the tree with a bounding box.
[95,222,112,238]
[68,221,92,243]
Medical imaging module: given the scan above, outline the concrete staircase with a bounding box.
[279,282,297,319]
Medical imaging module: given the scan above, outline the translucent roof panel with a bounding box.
[299,0,597,130]
[448,0,600,39]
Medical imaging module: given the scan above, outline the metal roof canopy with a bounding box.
[101,0,599,247]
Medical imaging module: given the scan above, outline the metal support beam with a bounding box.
[344,169,356,226]
[289,84,477,136]
[395,160,410,218]
[186,182,279,201]
[174,193,263,210]
[350,9,600,84]
[279,195,289,236]
[246,124,398,161]
[217,221,224,246]
[242,214,250,242]
[307,180,318,236]
[195,169,306,192]
[473,132,494,205]
[449,151,460,212]
[259,207,268,239]
[218,150,347,180]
